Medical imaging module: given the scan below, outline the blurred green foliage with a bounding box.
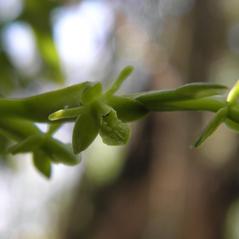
[0,0,63,96]
[0,0,65,167]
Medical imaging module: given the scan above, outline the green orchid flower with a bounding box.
[1,65,239,177]
[49,66,134,153]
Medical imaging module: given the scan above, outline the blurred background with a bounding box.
[1,0,239,238]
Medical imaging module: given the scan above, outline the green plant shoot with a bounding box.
[1,66,239,178]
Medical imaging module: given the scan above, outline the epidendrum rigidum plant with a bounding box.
[1,66,239,178]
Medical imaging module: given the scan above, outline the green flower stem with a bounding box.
[0,64,234,177]
[0,91,230,122]
[0,78,230,125]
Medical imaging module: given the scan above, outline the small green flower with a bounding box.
[50,66,135,153]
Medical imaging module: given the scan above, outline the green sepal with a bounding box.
[23,81,92,122]
[99,109,130,145]
[135,83,227,105]
[175,83,228,98]
[72,107,101,153]
[193,107,228,147]
[33,150,52,178]
[8,135,44,154]
[81,82,102,104]
[106,66,134,96]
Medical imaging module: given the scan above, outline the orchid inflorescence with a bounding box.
[0,65,239,178]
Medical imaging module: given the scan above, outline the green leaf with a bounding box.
[33,150,52,178]
[34,31,64,83]
[72,108,101,153]
[193,107,228,147]
[99,109,130,145]
[106,66,134,96]
[8,135,44,154]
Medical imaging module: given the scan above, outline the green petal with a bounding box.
[106,66,134,96]
[99,109,130,145]
[33,150,52,178]
[72,108,101,153]
[193,107,228,147]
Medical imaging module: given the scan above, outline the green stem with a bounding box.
[0,83,231,123]
[0,92,229,122]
